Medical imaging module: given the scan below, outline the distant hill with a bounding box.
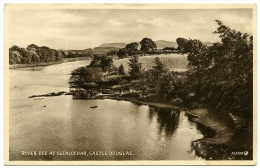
[98,40,178,50]
[90,47,119,55]
[98,43,126,48]
[64,40,213,56]
[155,40,178,49]
[63,47,119,56]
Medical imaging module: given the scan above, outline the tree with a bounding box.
[89,55,114,72]
[9,44,63,65]
[100,56,114,72]
[140,38,157,53]
[9,50,22,64]
[71,66,103,84]
[147,57,168,88]
[125,42,139,56]
[117,48,128,59]
[38,46,52,63]
[183,20,253,122]
[128,56,142,79]
[27,44,39,51]
[55,50,64,62]
[152,57,168,78]
[176,38,188,53]
[9,45,22,64]
[118,64,125,75]
[27,47,40,64]
[20,48,32,64]
[106,50,118,56]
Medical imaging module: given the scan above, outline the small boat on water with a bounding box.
[90,106,98,108]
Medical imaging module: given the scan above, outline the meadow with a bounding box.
[114,53,189,73]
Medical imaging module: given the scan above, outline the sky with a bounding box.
[8,8,253,50]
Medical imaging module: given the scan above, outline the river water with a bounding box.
[9,60,205,160]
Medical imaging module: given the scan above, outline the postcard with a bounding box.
[3,3,257,165]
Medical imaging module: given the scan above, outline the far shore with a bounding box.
[9,57,91,69]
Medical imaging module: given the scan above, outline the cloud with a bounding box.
[8,8,253,50]
[108,19,124,26]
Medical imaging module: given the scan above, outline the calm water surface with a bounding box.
[9,61,204,160]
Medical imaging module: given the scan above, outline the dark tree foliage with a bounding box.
[89,55,114,72]
[118,64,125,75]
[125,42,139,56]
[106,50,118,56]
[70,66,103,86]
[9,44,65,64]
[128,56,142,79]
[67,52,75,58]
[180,20,253,122]
[140,37,157,53]
[176,38,188,53]
[152,57,168,78]
[89,55,102,67]
[117,48,128,59]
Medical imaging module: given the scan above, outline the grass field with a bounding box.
[114,54,188,73]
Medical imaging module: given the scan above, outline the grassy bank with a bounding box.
[186,108,233,145]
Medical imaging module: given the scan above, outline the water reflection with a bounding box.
[148,107,180,138]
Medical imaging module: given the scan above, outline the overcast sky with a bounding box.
[8,8,253,50]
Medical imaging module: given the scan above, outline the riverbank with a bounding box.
[113,96,234,146]
[112,96,189,111]
[186,108,234,145]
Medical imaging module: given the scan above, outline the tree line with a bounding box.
[117,38,158,59]
[9,44,65,64]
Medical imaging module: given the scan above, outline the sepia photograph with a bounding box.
[3,2,257,166]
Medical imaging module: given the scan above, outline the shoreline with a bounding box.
[112,96,233,146]
[112,96,189,111]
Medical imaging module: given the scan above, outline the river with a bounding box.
[9,60,205,160]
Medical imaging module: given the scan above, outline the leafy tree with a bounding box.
[10,45,21,52]
[107,50,118,56]
[140,37,157,53]
[143,57,167,93]
[118,64,125,75]
[89,55,102,67]
[89,55,114,72]
[152,57,168,78]
[20,48,32,64]
[9,44,64,65]
[27,47,40,64]
[71,66,103,84]
[128,56,142,79]
[100,56,114,72]
[176,38,188,53]
[183,20,253,122]
[27,44,39,51]
[9,50,22,64]
[125,42,139,56]
[158,72,176,101]
[55,50,64,62]
[117,48,128,59]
